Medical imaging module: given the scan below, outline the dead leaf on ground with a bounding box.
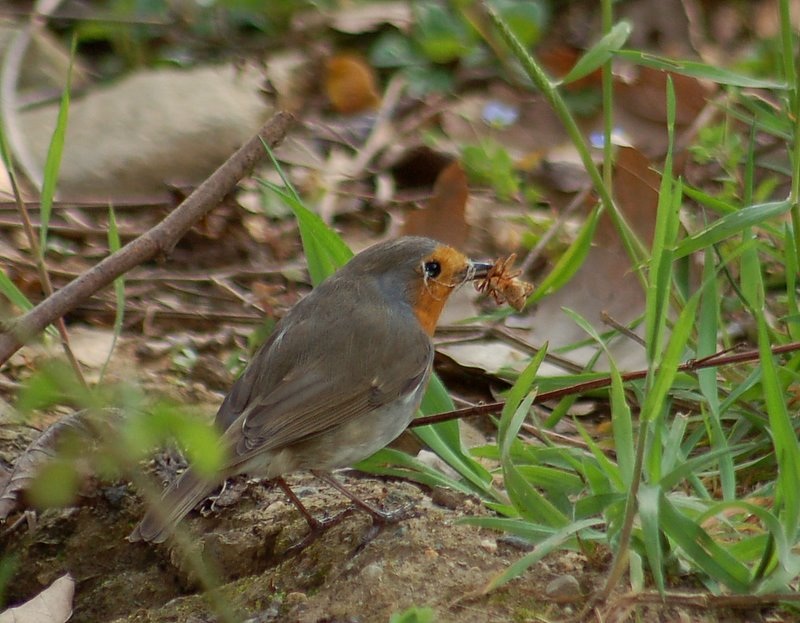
[614,66,715,156]
[403,160,469,248]
[0,574,74,623]
[325,53,381,115]
[619,0,694,56]
[0,408,123,520]
[513,146,659,372]
[327,2,413,34]
[68,326,116,370]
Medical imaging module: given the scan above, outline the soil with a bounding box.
[0,340,787,623]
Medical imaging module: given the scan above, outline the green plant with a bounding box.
[461,139,520,200]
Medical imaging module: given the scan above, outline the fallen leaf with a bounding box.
[0,409,123,519]
[0,574,74,623]
[328,2,413,33]
[614,65,715,155]
[325,53,381,114]
[514,146,659,371]
[403,160,469,248]
[616,66,711,125]
[68,326,116,369]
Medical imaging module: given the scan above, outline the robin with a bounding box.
[129,236,492,543]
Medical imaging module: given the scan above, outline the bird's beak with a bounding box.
[466,260,493,281]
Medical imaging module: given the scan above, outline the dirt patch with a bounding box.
[2,469,583,622]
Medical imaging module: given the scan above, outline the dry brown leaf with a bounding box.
[616,66,711,126]
[328,2,413,33]
[324,53,381,114]
[513,146,659,371]
[403,160,469,248]
[0,574,74,623]
[0,409,123,520]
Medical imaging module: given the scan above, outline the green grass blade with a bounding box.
[697,247,735,500]
[411,375,500,500]
[610,364,634,487]
[638,484,665,593]
[260,147,352,284]
[784,223,800,340]
[498,349,568,525]
[530,206,600,303]
[616,50,787,88]
[0,271,34,313]
[659,444,750,491]
[758,316,800,541]
[561,21,632,85]
[660,494,752,591]
[357,448,483,497]
[261,178,352,284]
[484,518,605,592]
[499,351,546,456]
[460,516,567,543]
[642,291,699,486]
[644,79,678,364]
[673,200,792,259]
[39,37,77,252]
[641,292,700,427]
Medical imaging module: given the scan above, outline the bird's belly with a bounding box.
[262,382,426,476]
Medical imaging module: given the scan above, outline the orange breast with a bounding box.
[411,246,471,336]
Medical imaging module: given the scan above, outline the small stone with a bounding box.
[284,591,307,606]
[429,486,467,510]
[362,562,384,581]
[545,574,582,602]
[479,538,498,554]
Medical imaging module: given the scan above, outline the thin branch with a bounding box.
[411,340,800,427]
[6,147,87,387]
[0,111,295,365]
[611,589,800,609]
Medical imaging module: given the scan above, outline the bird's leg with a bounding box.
[274,477,354,553]
[311,470,412,525]
[274,477,322,530]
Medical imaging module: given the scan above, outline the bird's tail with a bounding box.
[128,468,216,543]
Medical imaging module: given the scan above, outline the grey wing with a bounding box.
[223,310,433,465]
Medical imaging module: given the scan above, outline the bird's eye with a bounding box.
[423,260,441,278]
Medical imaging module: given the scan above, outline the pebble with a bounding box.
[545,574,582,602]
[362,562,384,581]
[285,591,307,606]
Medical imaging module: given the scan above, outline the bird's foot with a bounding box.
[282,507,356,556]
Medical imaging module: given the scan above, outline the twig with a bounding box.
[0,216,142,237]
[0,111,295,365]
[611,589,800,609]
[600,311,646,348]
[411,340,800,427]
[5,139,87,388]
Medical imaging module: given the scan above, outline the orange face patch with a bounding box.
[412,245,471,335]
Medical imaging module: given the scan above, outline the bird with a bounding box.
[129,236,492,543]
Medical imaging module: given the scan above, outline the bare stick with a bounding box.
[411,340,800,427]
[0,111,295,365]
